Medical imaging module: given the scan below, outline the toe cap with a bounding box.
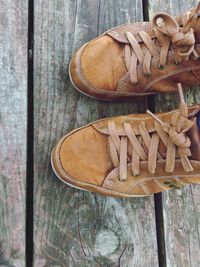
[69,35,126,99]
[52,124,113,187]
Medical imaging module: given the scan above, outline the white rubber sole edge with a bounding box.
[50,150,149,198]
[51,151,88,192]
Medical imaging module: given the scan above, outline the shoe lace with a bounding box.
[108,84,195,181]
[124,3,200,84]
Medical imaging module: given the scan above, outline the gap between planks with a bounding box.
[142,0,167,266]
[26,0,34,265]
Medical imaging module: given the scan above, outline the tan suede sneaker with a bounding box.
[69,3,200,101]
[51,84,200,197]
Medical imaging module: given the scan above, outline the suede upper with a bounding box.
[52,105,200,198]
[69,4,200,100]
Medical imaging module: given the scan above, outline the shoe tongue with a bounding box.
[188,111,200,161]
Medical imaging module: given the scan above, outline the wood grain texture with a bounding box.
[33,0,159,266]
[0,0,27,266]
[149,1,200,266]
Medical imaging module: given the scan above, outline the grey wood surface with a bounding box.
[33,0,159,266]
[0,0,27,266]
[1,0,199,266]
[149,1,200,266]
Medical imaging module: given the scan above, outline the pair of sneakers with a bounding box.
[51,3,200,198]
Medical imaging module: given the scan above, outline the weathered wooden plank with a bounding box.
[33,0,159,266]
[0,0,27,266]
[149,1,200,266]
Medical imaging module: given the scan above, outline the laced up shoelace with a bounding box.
[124,3,200,84]
[108,84,195,181]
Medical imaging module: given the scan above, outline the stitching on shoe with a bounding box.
[153,179,168,190]
[53,120,200,197]
[125,163,200,194]
[92,110,178,135]
[76,38,200,95]
[76,46,158,96]
[117,45,200,92]
[118,65,200,93]
[140,184,151,195]
[145,65,200,91]
[92,105,200,135]
[54,136,151,197]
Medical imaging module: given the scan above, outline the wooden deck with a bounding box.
[0,0,200,266]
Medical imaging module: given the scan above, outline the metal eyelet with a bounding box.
[158,64,166,70]
[144,73,152,78]
[174,60,182,66]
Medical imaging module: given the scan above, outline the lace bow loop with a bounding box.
[152,12,198,62]
[124,3,200,84]
[148,83,194,173]
[108,84,195,181]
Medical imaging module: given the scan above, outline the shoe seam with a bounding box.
[145,65,200,91]
[76,43,157,96]
[92,105,200,135]
[54,139,147,197]
[117,45,200,92]
[54,132,200,196]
